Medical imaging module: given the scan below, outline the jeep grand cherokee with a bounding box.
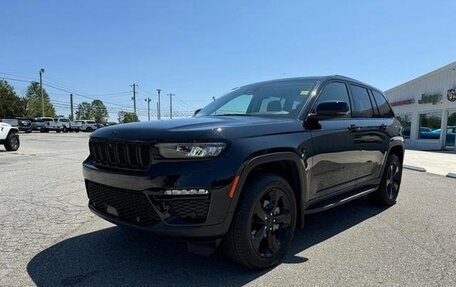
[82,75,404,269]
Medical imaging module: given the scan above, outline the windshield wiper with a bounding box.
[214,113,252,116]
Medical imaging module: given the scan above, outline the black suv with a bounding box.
[83,76,404,269]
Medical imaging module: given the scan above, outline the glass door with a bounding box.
[445,110,456,149]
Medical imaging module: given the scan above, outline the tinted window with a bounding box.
[314,82,351,117]
[195,80,317,118]
[350,84,373,118]
[372,90,394,118]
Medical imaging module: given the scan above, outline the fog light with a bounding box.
[164,189,209,195]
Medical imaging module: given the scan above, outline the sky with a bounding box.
[1,0,456,121]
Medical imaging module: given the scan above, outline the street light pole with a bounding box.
[156,89,161,120]
[168,93,174,119]
[39,68,45,117]
[145,97,151,121]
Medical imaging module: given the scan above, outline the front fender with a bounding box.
[225,152,307,228]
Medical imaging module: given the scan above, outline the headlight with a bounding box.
[156,142,226,158]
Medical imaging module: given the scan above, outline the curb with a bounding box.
[446,173,456,179]
[403,165,426,172]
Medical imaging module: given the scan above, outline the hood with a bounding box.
[91,116,304,142]
[0,123,12,128]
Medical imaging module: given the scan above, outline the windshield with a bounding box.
[195,79,317,118]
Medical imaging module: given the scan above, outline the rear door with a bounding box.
[308,81,362,198]
[348,84,391,185]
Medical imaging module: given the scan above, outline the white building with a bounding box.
[385,62,456,150]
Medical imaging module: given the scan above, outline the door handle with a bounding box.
[348,124,360,132]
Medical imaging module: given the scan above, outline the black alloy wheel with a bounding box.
[250,188,292,258]
[369,154,402,206]
[224,173,296,269]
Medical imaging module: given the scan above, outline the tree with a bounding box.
[76,102,93,120]
[91,99,108,123]
[76,99,108,122]
[25,81,56,117]
[0,80,26,118]
[118,111,139,123]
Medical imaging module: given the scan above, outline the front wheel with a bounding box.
[86,127,93,132]
[369,154,402,206]
[223,173,297,269]
[4,133,20,151]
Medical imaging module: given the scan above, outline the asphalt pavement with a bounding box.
[0,133,455,286]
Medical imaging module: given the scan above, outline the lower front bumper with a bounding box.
[83,163,236,239]
[89,203,232,239]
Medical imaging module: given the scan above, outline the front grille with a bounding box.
[86,180,160,226]
[168,198,210,220]
[89,139,152,170]
[151,196,211,222]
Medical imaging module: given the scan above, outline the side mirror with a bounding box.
[308,101,349,120]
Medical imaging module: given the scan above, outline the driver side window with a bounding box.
[314,82,351,117]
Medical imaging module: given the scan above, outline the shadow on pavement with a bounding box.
[27,198,387,286]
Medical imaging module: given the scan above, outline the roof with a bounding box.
[244,75,382,93]
[385,61,456,94]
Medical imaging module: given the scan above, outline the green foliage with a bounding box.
[76,100,108,123]
[118,111,139,123]
[76,102,93,120]
[0,80,26,118]
[25,81,56,117]
[91,99,108,123]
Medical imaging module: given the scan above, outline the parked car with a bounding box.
[82,75,405,269]
[0,118,33,133]
[0,122,20,151]
[54,118,82,132]
[75,120,98,132]
[36,117,62,133]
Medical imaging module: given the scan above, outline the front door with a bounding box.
[308,81,361,199]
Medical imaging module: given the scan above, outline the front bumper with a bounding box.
[82,159,238,239]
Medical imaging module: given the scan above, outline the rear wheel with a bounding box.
[4,132,20,151]
[86,127,93,132]
[369,154,402,206]
[223,173,297,269]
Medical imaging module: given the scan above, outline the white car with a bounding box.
[74,120,98,132]
[0,122,20,151]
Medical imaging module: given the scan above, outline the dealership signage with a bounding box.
[448,89,456,102]
[390,98,415,107]
[418,93,442,105]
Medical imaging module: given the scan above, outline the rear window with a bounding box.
[372,90,394,118]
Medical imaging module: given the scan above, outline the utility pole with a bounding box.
[132,83,137,115]
[156,89,161,120]
[168,93,174,119]
[145,97,151,121]
[70,93,74,120]
[39,68,45,117]
[156,102,159,120]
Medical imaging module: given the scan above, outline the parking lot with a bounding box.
[1,132,455,286]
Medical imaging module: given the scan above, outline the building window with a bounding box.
[396,114,412,138]
[418,112,442,139]
[446,110,456,147]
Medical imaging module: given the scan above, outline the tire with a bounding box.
[223,173,297,269]
[86,127,93,132]
[56,130,61,133]
[369,154,402,206]
[4,132,20,151]
[62,126,68,133]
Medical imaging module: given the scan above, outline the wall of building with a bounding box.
[385,62,456,150]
